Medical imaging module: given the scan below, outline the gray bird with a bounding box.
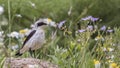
[15,18,56,56]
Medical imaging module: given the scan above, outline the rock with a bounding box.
[3,58,58,68]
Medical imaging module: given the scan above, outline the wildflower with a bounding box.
[106,55,115,60]
[108,48,114,52]
[100,25,106,31]
[110,55,114,59]
[11,44,19,50]
[0,17,8,25]
[0,38,4,42]
[81,16,99,22]
[111,43,115,46]
[81,16,92,21]
[57,20,66,29]
[19,29,31,38]
[47,18,52,22]
[0,31,4,37]
[19,29,28,34]
[109,63,119,68]
[108,60,114,63]
[94,59,101,68]
[91,17,99,22]
[0,6,4,15]
[68,6,72,16]
[77,39,81,43]
[107,29,114,33]
[7,31,19,39]
[15,14,22,18]
[49,21,56,27]
[19,28,30,35]
[29,1,36,8]
[95,35,102,41]
[0,31,4,42]
[86,25,93,31]
[102,47,107,51]
[78,29,86,33]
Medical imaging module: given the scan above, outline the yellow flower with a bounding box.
[110,63,118,68]
[94,59,100,64]
[19,29,29,34]
[94,59,101,68]
[19,30,26,34]
[47,18,52,22]
[108,60,113,63]
[95,35,102,41]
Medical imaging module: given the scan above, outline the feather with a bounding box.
[15,30,36,56]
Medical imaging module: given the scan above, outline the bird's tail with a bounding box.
[15,51,23,56]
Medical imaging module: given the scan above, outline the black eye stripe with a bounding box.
[37,22,47,26]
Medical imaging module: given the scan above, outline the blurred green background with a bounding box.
[0,0,120,31]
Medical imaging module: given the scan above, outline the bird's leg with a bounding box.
[29,48,34,58]
[33,50,35,58]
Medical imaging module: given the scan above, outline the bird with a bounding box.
[15,18,56,57]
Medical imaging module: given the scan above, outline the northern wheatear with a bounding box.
[15,18,56,56]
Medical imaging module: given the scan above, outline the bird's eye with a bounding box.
[37,22,47,26]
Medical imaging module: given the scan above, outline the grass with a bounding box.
[0,0,120,68]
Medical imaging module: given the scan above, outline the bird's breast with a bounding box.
[25,30,46,49]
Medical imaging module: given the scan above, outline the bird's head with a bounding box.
[34,18,56,29]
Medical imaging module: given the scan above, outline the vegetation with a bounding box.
[0,0,120,68]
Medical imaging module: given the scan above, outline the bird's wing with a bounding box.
[21,30,36,48]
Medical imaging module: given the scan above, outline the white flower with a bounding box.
[0,31,4,42]
[68,6,72,16]
[19,28,30,35]
[102,47,107,51]
[11,44,19,50]
[110,55,114,59]
[57,20,66,29]
[77,39,81,43]
[0,6,4,15]
[0,38,4,42]
[108,48,114,52]
[49,21,56,27]
[0,31,4,37]
[0,17,8,25]
[15,14,22,18]
[7,31,20,39]
[29,1,36,8]
[19,28,31,38]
